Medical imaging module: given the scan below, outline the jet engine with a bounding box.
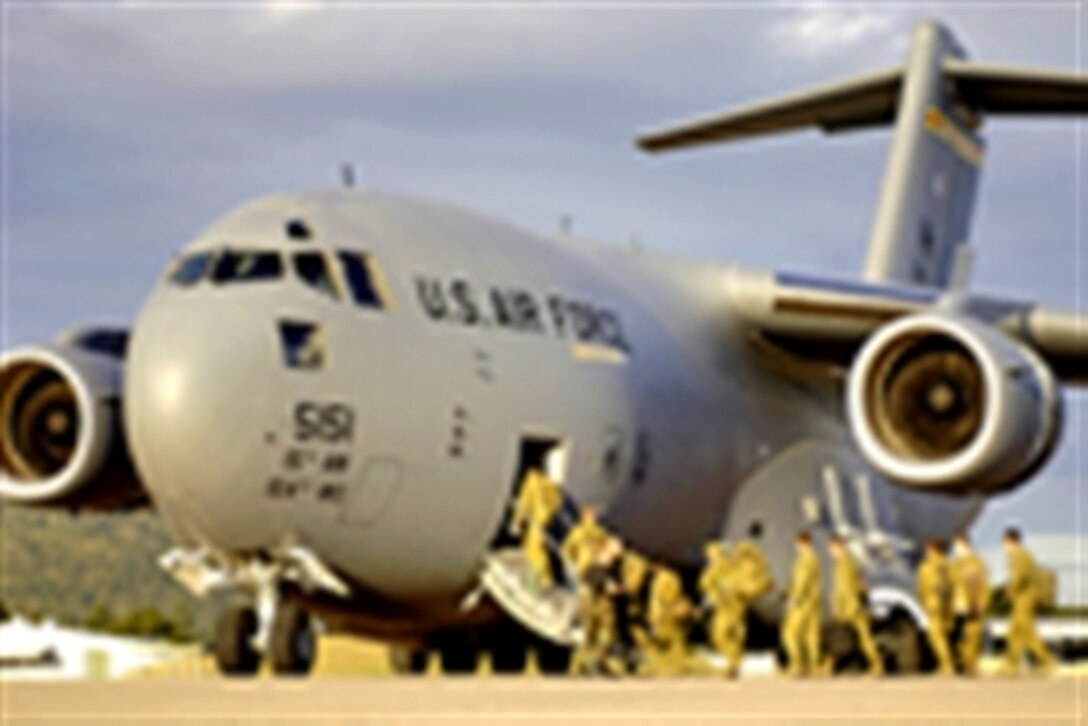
[0,330,147,510]
[847,313,1062,496]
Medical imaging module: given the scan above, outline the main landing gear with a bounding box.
[387,632,572,676]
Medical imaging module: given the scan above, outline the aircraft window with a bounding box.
[338,251,384,308]
[293,252,339,300]
[211,250,283,284]
[168,253,213,287]
[278,320,324,370]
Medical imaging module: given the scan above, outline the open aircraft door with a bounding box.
[468,436,583,646]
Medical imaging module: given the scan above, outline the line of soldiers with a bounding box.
[776,528,1055,678]
[915,528,1055,677]
[511,469,1056,677]
[557,505,774,677]
[513,472,704,676]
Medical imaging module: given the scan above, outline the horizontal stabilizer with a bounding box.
[638,60,1088,154]
[945,60,1088,114]
[637,67,902,152]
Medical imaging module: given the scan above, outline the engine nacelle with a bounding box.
[847,313,1062,496]
[0,332,147,510]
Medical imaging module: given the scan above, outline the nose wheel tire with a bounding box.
[270,603,317,676]
[215,606,261,676]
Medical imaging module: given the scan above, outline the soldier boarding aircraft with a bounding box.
[1,21,1085,675]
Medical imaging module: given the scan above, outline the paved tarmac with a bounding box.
[2,675,1085,725]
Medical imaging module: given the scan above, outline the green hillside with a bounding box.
[0,503,220,639]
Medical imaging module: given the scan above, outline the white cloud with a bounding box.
[260,0,325,22]
[8,5,671,95]
[768,7,903,59]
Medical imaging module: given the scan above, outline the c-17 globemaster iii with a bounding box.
[1,21,1084,675]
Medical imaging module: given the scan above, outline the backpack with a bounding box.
[1033,565,1057,610]
[734,546,773,601]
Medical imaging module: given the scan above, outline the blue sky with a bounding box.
[2,2,1084,601]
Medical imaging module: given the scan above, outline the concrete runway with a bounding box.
[2,676,1085,725]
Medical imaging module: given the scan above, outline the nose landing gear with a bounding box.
[269,603,317,675]
[160,546,342,678]
[214,606,261,675]
[214,597,318,676]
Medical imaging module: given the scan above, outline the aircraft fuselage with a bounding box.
[124,190,979,637]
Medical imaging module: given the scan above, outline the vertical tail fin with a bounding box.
[862,23,982,288]
[636,20,1088,289]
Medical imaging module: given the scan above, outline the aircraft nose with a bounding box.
[125,301,278,548]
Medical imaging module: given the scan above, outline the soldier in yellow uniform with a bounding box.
[571,537,624,675]
[699,541,745,678]
[1001,528,1055,675]
[617,546,650,670]
[562,506,610,577]
[828,535,883,676]
[949,533,989,676]
[647,563,693,675]
[782,531,822,677]
[727,536,775,676]
[730,537,773,606]
[916,539,954,675]
[563,507,612,673]
[510,468,562,591]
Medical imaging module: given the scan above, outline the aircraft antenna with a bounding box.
[339,163,356,189]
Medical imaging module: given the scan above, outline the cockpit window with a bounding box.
[211,250,283,284]
[293,252,339,301]
[168,252,213,286]
[338,251,384,308]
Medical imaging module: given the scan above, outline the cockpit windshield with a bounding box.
[292,252,339,301]
[211,250,284,283]
[168,252,214,286]
[338,251,384,308]
[166,246,387,311]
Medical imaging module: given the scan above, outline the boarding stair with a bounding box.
[472,490,584,646]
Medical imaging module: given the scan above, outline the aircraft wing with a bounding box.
[727,268,1086,383]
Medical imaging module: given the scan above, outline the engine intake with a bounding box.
[0,340,146,510]
[847,313,1062,495]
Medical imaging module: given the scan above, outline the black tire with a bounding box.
[215,606,261,676]
[490,637,529,674]
[534,641,572,675]
[439,640,478,675]
[270,604,316,676]
[389,646,429,675]
[875,614,924,674]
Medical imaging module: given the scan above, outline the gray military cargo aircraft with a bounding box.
[1,21,1085,676]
